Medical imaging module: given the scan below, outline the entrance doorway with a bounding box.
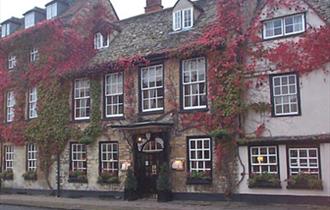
[134,133,168,196]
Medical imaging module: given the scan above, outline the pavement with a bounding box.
[0,194,329,210]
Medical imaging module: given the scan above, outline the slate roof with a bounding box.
[306,0,330,23]
[91,0,217,65]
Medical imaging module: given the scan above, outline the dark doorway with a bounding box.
[134,132,168,197]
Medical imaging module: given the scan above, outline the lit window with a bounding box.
[105,72,124,117]
[71,143,87,172]
[289,148,319,176]
[27,143,37,171]
[4,145,14,171]
[263,13,305,40]
[30,48,39,63]
[6,91,15,123]
[1,24,10,37]
[271,73,300,116]
[29,87,38,119]
[8,55,16,70]
[74,79,90,120]
[46,3,57,20]
[141,64,164,112]
[94,32,109,49]
[100,142,119,174]
[182,57,207,110]
[250,146,278,174]
[25,13,35,29]
[173,8,193,31]
[188,138,212,173]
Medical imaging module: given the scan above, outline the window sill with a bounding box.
[272,113,301,118]
[263,31,305,42]
[186,177,212,185]
[138,110,164,116]
[180,108,209,114]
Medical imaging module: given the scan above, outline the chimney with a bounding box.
[145,0,163,13]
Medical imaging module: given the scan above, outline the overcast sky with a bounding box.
[0,0,177,23]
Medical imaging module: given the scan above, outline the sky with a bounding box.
[0,0,178,23]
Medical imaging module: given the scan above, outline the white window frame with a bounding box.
[30,48,39,63]
[1,23,10,38]
[94,32,109,50]
[183,8,193,29]
[105,72,124,118]
[4,145,14,171]
[24,12,35,29]
[263,13,305,40]
[271,73,299,116]
[8,55,16,70]
[74,79,90,120]
[188,138,212,173]
[71,143,87,172]
[27,143,37,172]
[173,10,182,31]
[182,57,207,110]
[29,87,38,119]
[250,146,278,174]
[46,3,57,20]
[141,64,164,112]
[100,142,119,174]
[289,147,320,176]
[6,91,15,123]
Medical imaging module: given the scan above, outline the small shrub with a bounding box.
[98,172,119,184]
[68,170,88,183]
[287,173,323,190]
[248,173,281,188]
[23,171,38,181]
[0,169,14,181]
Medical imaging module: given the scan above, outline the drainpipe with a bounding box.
[0,139,2,192]
[56,152,61,197]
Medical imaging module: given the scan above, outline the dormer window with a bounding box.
[25,13,35,29]
[94,32,109,50]
[1,24,10,38]
[30,48,39,63]
[8,56,16,70]
[46,3,57,20]
[263,13,305,40]
[173,8,193,31]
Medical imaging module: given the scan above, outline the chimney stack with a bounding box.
[145,0,163,13]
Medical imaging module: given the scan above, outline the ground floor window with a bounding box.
[70,143,87,172]
[27,143,37,171]
[100,142,119,175]
[4,145,14,171]
[288,147,319,175]
[250,146,278,174]
[187,137,212,179]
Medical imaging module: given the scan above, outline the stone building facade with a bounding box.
[0,0,329,204]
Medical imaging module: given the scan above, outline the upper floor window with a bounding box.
[30,48,39,63]
[141,64,164,112]
[250,146,278,174]
[1,24,10,37]
[263,13,305,40]
[105,72,124,118]
[46,3,57,20]
[94,32,109,50]
[4,145,14,171]
[8,55,16,70]
[74,79,90,120]
[182,57,207,110]
[289,147,319,176]
[25,13,35,29]
[173,8,193,31]
[270,73,300,117]
[28,87,38,119]
[6,91,15,123]
[27,143,37,171]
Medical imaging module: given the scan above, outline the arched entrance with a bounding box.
[134,132,168,197]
